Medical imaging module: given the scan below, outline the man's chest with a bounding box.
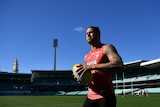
[86,50,104,65]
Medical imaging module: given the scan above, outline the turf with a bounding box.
[0,94,160,107]
[117,94,160,107]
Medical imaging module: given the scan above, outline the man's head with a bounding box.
[86,26,101,45]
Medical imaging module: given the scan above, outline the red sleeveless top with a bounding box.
[85,45,114,100]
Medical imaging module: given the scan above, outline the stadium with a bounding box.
[0,58,160,96]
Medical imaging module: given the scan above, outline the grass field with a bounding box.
[0,94,160,107]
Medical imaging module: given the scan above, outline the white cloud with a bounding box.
[74,27,84,32]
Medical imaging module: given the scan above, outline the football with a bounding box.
[72,64,93,84]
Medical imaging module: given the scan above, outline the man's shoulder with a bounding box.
[102,44,115,49]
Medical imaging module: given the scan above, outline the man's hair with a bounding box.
[88,26,100,36]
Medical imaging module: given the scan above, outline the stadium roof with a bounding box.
[140,58,160,69]
[123,60,146,71]
[123,58,160,71]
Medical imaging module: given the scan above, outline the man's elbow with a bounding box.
[118,62,124,72]
[115,61,123,73]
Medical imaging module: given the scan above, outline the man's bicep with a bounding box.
[104,44,122,62]
[108,53,122,63]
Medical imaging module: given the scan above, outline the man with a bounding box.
[76,26,123,107]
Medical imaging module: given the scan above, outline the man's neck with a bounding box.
[91,43,103,50]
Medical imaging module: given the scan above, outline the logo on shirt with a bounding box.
[87,60,96,65]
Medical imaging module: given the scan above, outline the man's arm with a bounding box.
[92,44,123,73]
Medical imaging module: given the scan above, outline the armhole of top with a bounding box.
[84,54,88,64]
[101,44,110,61]
[102,44,107,55]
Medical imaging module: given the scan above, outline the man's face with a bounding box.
[86,28,97,44]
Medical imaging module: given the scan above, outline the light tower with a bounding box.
[53,39,58,71]
[13,58,19,73]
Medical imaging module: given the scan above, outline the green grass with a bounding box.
[117,94,160,107]
[0,94,160,107]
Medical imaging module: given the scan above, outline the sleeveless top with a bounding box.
[85,45,114,100]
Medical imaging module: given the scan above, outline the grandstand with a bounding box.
[0,72,31,95]
[31,70,87,95]
[0,58,160,95]
[113,58,160,95]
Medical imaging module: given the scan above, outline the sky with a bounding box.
[0,0,160,73]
